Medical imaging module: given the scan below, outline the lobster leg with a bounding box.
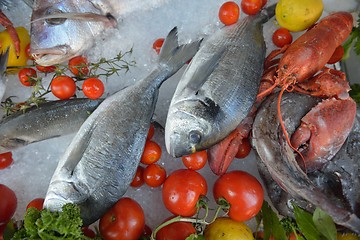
[0,10,20,57]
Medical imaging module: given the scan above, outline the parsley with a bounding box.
[343,12,360,59]
[350,83,360,104]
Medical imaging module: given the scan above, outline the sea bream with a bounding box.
[44,27,201,225]
[164,5,275,158]
[0,48,9,101]
[30,0,170,66]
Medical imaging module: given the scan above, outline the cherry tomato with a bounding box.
[82,77,104,99]
[327,45,344,64]
[272,28,293,48]
[36,65,56,73]
[241,0,263,15]
[26,198,44,211]
[99,197,145,240]
[235,138,252,159]
[153,38,164,54]
[69,56,89,76]
[51,75,76,100]
[82,226,96,238]
[0,152,13,169]
[162,169,207,216]
[143,163,166,188]
[261,0,267,7]
[130,165,145,188]
[25,43,34,60]
[0,184,17,235]
[147,123,155,140]
[141,225,152,238]
[213,170,264,222]
[181,150,207,170]
[218,1,240,26]
[18,68,37,86]
[156,220,196,240]
[140,140,162,165]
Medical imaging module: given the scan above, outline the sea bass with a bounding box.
[0,98,103,153]
[0,48,9,100]
[44,27,201,225]
[164,5,275,158]
[252,92,360,234]
[30,0,169,66]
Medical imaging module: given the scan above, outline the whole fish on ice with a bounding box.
[165,5,275,158]
[44,27,201,225]
[0,48,9,100]
[30,0,170,65]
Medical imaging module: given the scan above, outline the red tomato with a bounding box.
[241,0,263,15]
[26,198,44,211]
[18,68,37,86]
[82,226,96,238]
[141,225,152,238]
[147,123,155,140]
[99,197,145,240]
[235,138,252,159]
[218,1,240,26]
[0,152,13,169]
[36,65,56,73]
[143,163,167,188]
[153,38,164,54]
[162,169,207,216]
[140,140,162,165]
[69,56,89,76]
[261,0,267,7]
[272,28,293,48]
[181,150,207,170]
[213,170,264,222]
[130,165,145,188]
[25,43,34,60]
[51,75,77,100]
[0,184,17,235]
[82,77,104,99]
[327,45,344,64]
[156,220,196,240]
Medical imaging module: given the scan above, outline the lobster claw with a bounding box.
[0,10,20,57]
[290,97,357,172]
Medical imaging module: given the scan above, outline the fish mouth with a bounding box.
[31,45,70,65]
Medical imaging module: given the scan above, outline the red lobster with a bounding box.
[0,10,20,57]
[208,11,357,175]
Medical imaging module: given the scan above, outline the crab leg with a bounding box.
[0,10,20,57]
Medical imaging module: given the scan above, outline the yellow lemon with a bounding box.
[337,233,360,240]
[204,217,254,240]
[0,26,30,69]
[275,0,324,32]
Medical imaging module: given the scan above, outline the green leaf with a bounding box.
[293,205,324,240]
[350,84,360,105]
[261,201,287,240]
[313,208,337,240]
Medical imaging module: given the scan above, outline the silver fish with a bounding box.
[164,5,275,158]
[0,48,9,101]
[252,92,360,234]
[30,0,169,66]
[44,27,201,225]
[0,98,103,153]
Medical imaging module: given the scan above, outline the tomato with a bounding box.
[272,28,293,48]
[162,169,207,216]
[204,217,254,240]
[130,165,145,188]
[140,140,162,165]
[327,45,344,64]
[213,170,264,222]
[156,220,196,240]
[143,163,166,188]
[261,0,267,7]
[153,38,164,54]
[99,197,145,240]
[141,225,152,238]
[235,138,252,159]
[82,226,96,238]
[51,75,77,100]
[181,150,207,170]
[69,56,89,76]
[0,184,17,235]
[0,152,13,169]
[82,77,104,99]
[18,67,37,86]
[36,65,56,73]
[241,0,263,15]
[218,1,240,26]
[147,123,155,140]
[26,198,44,211]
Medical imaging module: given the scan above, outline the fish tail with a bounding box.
[259,3,276,23]
[0,48,9,76]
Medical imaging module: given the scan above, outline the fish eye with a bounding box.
[45,8,66,25]
[188,130,202,144]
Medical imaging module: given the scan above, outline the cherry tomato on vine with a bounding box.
[147,123,155,140]
[99,197,145,240]
[36,65,56,73]
[69,56,89,76]
[140,140,162,165]
[82,77,104,99]
[213,170,264,222]
[0,184,17,235]
[218,1,240,26]
[272,28,293,48]
[235,138,252,159]
[162,169,207,216]
[130,166,145,188]
[26,198,44,211]
[156,219,196,240]
[141,225,152,238]
[51,75,76,100]
[18,68,37,86]
[241,0,263,15]
[327,45,344,64]
[0,152,13,169]
[143,163,166,188]
[261,0,267,7]
[153,38,164,54]
[181,150,207,170]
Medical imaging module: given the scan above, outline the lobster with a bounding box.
[0,10,20,57]
[208,11,357,175]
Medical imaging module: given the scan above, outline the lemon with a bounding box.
[275,0,324,32]
[204,217,254,240]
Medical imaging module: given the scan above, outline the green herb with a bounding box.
[343,12,360,59]
[312,208,337,240]
[350,83,360,104]
[260,201,287,240]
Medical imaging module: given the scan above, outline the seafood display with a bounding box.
[0,48,8,100]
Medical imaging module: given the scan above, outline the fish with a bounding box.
[44,27,201,225]
[164,4,275,158]
[252,92,360,234]
[0,98,103,153]
[0,48,9,100]
[30,0,170,66]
